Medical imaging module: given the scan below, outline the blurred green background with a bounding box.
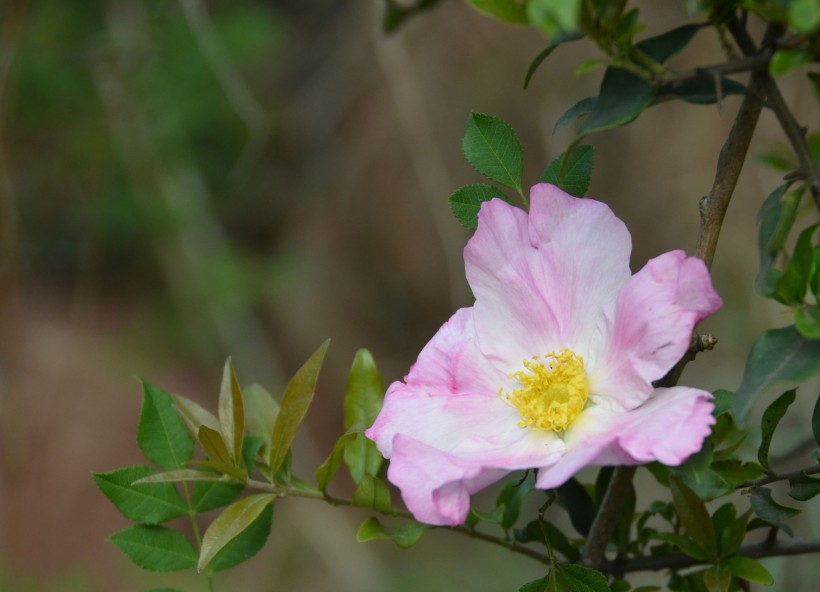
[0,1,817,590]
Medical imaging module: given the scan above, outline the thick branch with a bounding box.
[580,466,637,567]
[600,536,820,574]
[738,463,820,490]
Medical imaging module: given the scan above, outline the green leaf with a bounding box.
[343,349,386,483]
[209,503,273,572]
[268,339,330,473]
[315,431,357,493]
[775,223,819,305]
[132,469,225,485]
[670,477,717,559]
[795,307,820,339]
[554,96,597,133]
[242,435,265,474]
[515,519,580,561]
[732,325,820,423]
[540,145,595,197]
[720,510,750,557]
[557,478,596,536]
[198,493,276,572]
[789,0,820,33]
[466,0,529,24]
[243,383,279,459]
[524,32,583,89]
[356,517,427,548]
[788,472,820,501]
[191,481,244,513]
[579,68,654,134]
[558,564,611,592]
[497,477,534,529]
[749,487,799,535]
[198,425,232,466]
[702,563,731,592]
[770,49,813,77]
[526,0,581,36]
[174,394,219,437]
[448,184,513,230]
[636,24,701,64]
[651,532,709,561]
[673,447,732,500]
[813,392,820,446]
[462,112,524,192]
[758,389,796,469]
[109,525,197,572]
[756,185,801,297]
[725,556,773,585]
[218,357,245,464]
[93,466,187,524]
[519,577,548,592]
[352,474,392,513]
[137,380,195,471]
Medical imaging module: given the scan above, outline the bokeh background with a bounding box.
[0,1,817,590]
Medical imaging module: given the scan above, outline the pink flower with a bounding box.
[366,184,722,526]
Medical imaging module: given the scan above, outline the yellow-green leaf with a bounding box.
[219,357,245,464]
[198,425,232,465]
[174,394,219,438]
[343,349,385,484]
[244,383,279,458]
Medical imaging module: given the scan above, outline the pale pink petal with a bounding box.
[590,251,722,410]
[388,435,508,526]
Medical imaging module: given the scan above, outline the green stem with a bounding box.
[181,480,215,592]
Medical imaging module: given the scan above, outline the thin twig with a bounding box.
[737,463,820,490]
[658,52,772,89]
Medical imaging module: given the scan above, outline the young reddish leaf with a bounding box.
[198,493,276,572]
[670,477,717,559]
[268,340,330,473]
[138,379,195,471]
[218,357,245,464]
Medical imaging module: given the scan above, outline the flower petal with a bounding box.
[591,250,722,410]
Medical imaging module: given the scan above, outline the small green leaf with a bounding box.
[725,556,773,585]
[749,487,799,535]
[519,577,548,592]
[315,431,357,493]
[770,49,813,77]
[132,469,225,485]
[813,392,820,446]
[343,350,386,483]
[720,510,750,557]
[540,145,595,197]
[554,96,597,133]
[673,447,732,500]
[636,24,701,64]
[756,185,797,297]
[218,358,245,464]
[466,0,529,24]
[449,184,514,230]
[497,477,534,529]
[137,380,195,471]
[191,481,244,513]
[93,466,187,524]
[775,223,819,305]
[789,0,820,33]
[670,477,717,559]
[579,68,655,134]
[352,474,392,513]
[209,503,273,572]
[732,325,820,423]
[758,389,796,469]
[462,112,524,192]
[702,563,731,592]
[557,478,596,536]
[174,394,219,437]
[356,517,427,548]
[268,339,330,473]
[243,383,279,459]
[524,32,583,89]
[515,519,580,562]
[198,493,276,572]
[651,532,709,561]
[198,425,232,466]
[109,525,197,572]
[526,0,581,36]
[788,472,820,501]
[795,307,820,339]
[557,564,611,592]
[242,435,265,474]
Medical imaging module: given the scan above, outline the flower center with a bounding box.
[501,348,589,432]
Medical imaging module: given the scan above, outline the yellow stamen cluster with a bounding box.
[501,348,589,432]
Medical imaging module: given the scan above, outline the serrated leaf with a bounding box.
[174,394,219,438]
[540,145,594,197]
[462,112,523,191]
[758,389,796,469]
[636,24,701,64]
[268,339,330,473]
[343,350,385,483]
[352,474,392,513]
[466,0,529,24]
[651,532,709,561]
[198,493,276,572]
[93,466,187,524]
[243,383,279,459]
[770,49,813,77]
[557,478,596,536]
[448,184,513,230]
[218,358,245,464]
[702,563,731,592]
[109,525,197,572]
[725,556,773,584]
[732,325,820,423]
[749,487,799,535]
[138,380,195,471]
[356,517,427,548]
[192,480,244,513]
[315,431,356,493]
[579,68,654,134]
[788,472,820,501]
[209,503,273,572]
[670,477,717,559]
[524,32,583,89]
[558,564,611,592]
